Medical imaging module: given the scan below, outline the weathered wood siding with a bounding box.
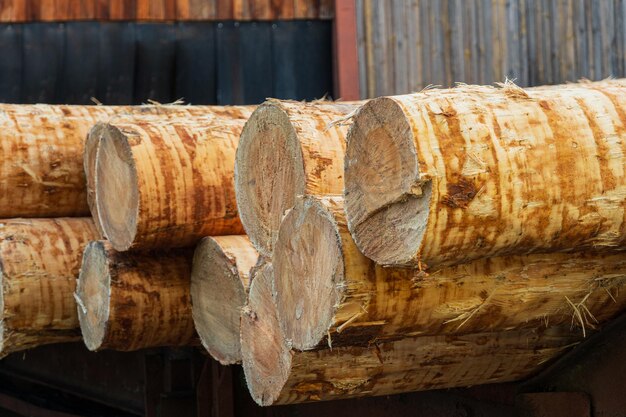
[0,0,334,21]
[357,0,626,97]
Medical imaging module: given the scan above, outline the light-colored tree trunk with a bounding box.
[191,235,259,365]
[76,241,196,351]
[240,262,578,405]
[273,196,626,351]
[344,80,626,267]
[84,105,217,237]
[0,218,98,357]
[94,106,254,251]
[234,100,360,257]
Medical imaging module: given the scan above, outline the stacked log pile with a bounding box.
[1,80,625,407]
[0,104,213,357]
[235,80,626,405]
[80,105,254,351]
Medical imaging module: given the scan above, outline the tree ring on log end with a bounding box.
[273,196,345,351]
[235,103,306,257]
[95,125,139,251]
[77,241,110,351]
[191,237,248,365]
[240,263,292,406]
[345,97,431,266]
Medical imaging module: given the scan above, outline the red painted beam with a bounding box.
[333,0,360,100]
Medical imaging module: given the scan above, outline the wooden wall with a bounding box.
[357,0,626,98]
[0,0,334,21]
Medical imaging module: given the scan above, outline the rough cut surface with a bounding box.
[235,100,359,257]
[241,260,579,405]
[273,196,626,351]
[0,218,98,357]
[191,235,259,364]
[345,80,626,267]
[94,106,254,250]
[76,241,196,351]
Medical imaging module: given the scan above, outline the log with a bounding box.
[240,262,578,405]
[234,100,360,257]
[76,241,196,351]
[0,104,122,218]
[191,235,259,364]
[0,218,98,357]
[273,195,626,351]
[94,106,254,251]
[344,81,626,267]
[84,105,216,236]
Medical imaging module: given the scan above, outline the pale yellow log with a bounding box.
[235,100,361,257]
[344,80,626,267]
[191,235,259,365]
[241,262,578,405]
[273,196,626,350]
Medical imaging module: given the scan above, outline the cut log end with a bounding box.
[235,103,306,257]
[95,124,139,251]
[191,236,254,365]
[345,97,431,266]
[84,123,107,238]
[240,263,291,406]
[273,196,344,351]
[76,241,110,351]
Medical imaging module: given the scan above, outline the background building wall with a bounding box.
[356,0,626,98]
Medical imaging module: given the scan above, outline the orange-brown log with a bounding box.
[84,105,216,236]
[344,80,626,267]
[191,235,259,364]
[0,104,125,218]
[234,100,360,257]
[240,263,578,405]
[76,241,196,351]
[0,218,98,357]
[94,106,254,251]
[273,196,626,351]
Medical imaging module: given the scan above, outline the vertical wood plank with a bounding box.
[478,0,492,83]
[419,0,432,86]
[526,0,538,85]
[391,0,408,94]
[449,0,464,83]
[406,0,422,91]
[355,0,367,97]
[574,0,588,79]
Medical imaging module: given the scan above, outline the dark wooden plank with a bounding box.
[133,23,176,104]
[273,20,333,100]
[110,0,137,20]
[21,23,64,103]
[216,21,272,104]
[0,24,22,102]
[97,22,136,104]
[59,22,99,104]
[175,22,217,104]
